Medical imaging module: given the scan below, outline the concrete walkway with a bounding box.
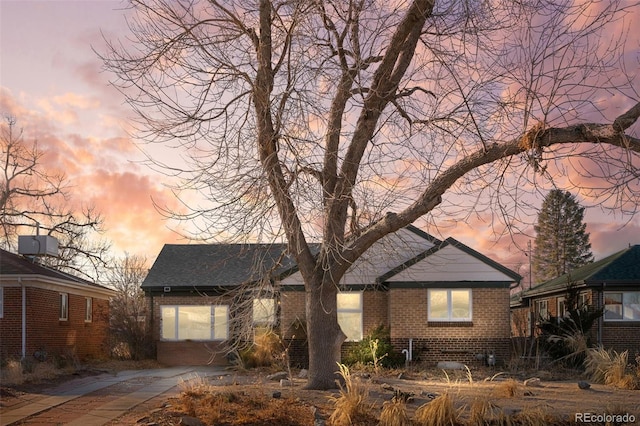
[1,366,225,426]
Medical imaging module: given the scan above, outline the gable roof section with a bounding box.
[0,248,110,291]
[522,245,640,298]
[378,237,522,286]
[141,243,294,290]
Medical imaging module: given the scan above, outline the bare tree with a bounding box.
[0,115,110,278]
[101,0,640,389]
[108,253,153,360]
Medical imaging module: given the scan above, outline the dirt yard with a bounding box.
[122,368,639,425]
[2,362,639,425]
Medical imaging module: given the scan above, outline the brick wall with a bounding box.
[148,293,235,365]
[389,287,511,366]
[0,286,110,361]
[602,323,640,356]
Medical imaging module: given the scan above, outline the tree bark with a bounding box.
[304,271,346,390]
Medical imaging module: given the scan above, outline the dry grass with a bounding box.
[413,392,460,426]
[173,389,312,425]
[584,347,639,389]
[1,360,24,385]
[492,379,521,398]
[468,397,501,426]
[328,363,377,426]
[379,399,410,426]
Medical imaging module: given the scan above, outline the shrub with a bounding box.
[343,325,404,369]
[413,393,459,426]
[584,347,639,389]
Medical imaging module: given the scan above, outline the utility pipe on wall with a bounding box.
[19,277,26,360]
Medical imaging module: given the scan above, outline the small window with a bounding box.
[428,289,472,322]
[253,298,276,325]
[337,292,363,341]
[557,297,568,321]
[59,293,69,321]
[85,297,93,322]
[535,300,549,321]
[578,292,589,308]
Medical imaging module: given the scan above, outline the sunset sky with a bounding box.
[1,1,639,282]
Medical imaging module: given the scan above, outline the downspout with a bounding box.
[598,283,604,347]
[19,277,26,360]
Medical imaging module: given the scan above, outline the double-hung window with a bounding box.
[337,292,363,341]
[604,292,640,321]
[428,289,472,321]
[59,293,69,321]
[535,300,549,321]
[161,305,229,341]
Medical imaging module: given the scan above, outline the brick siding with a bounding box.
[148,293,236,365]
[281,287,512,367]
[0,286,110,361]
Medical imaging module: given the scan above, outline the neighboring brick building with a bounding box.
[511,245,640,356]
[0,248,115,362]
[143,226,521,367]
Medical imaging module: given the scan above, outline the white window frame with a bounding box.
[535,299,549,321]
[427,289,472,322]
[578,292,589,309]
[85,297,93,323]
[160,305,229,341]
[252,297,276,325]
[557,296,568,322]
[604,291,640,322]
[337,291,363,342]
[59,293,69,321]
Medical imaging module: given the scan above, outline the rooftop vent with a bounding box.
[18,235,59,257]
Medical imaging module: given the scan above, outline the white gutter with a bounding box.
[19,277,26,360]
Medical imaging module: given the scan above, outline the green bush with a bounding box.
[343,325,404,369]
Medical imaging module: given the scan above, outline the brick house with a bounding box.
[0,248,115,361]
[511,244,640,356]
[142,225,521,366]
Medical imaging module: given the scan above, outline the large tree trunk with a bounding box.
[304,273,346,390]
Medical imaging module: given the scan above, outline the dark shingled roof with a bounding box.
[522,245,640,298]
[141,243,297,289]
[0,248,105,289]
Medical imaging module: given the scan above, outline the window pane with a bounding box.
[623,292,640,320]
[179,306,211,340]
[60,293,68,320]
[429,290,448,320]
[161,306,176,339]
[451,290,471,319]
[253,298,276,324]
[604,293,623,320]
[338,312,362,341]
[85,298,92,322]
[213,306,229,340]
[337,293,362,310]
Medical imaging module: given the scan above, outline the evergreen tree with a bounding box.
[533,190,593,283]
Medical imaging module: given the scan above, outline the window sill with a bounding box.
[428,321,473,327]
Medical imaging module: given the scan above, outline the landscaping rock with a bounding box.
[280,379,292,387]
[298,369,308,379]
[578,381,591,390]
[267,371,288,381]
[420,390,438,400]
[524,377,542,387]
[179,416,205,426]
[436,361,465,370]
[272,391,282,398]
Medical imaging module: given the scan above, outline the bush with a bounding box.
[343,325,404,369]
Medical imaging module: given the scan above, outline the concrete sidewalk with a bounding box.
[1,366,225,426]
